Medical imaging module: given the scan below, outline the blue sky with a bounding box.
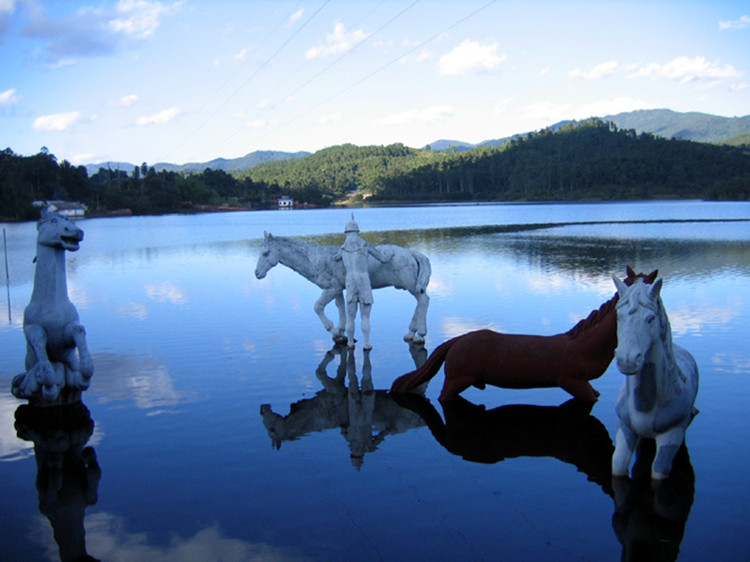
[1,1,749,166]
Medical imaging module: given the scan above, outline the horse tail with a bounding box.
[412,250,431,294]
[390,336,458,393]
[391,392,446,446]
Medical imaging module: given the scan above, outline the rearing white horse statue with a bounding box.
[611,275,699,480]
[12,210,94,405]
[255,232,431,343]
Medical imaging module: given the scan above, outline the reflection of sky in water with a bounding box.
[0,202,749,561]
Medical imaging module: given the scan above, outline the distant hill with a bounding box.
[424,139,475,152]
[86,149,309,176]
[426,110,750,151]
[602,109,750,143]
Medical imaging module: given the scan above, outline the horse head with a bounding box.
[37,210,84,252]
[255,231,279,279]
[612,274,664,374]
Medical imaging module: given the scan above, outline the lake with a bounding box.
[1,201,749,561]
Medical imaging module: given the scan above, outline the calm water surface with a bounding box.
[1,201,749,561]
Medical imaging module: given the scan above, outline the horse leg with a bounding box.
[612,422,638,477]
[405,291,429,343]
[314,289,339,339]
[438,362,475,402]
[652,426,685,479]
[334,292,347,342]
[559,378,600,401]
[64,322,94,388]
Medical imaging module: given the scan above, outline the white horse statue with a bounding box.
[611,274,699,480]
[12,210,94,405]
[255,232,431,343]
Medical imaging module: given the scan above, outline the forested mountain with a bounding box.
[2,119,748,221]
[602,109,750,144]
[246,120,749,203]
[429,109,750,152]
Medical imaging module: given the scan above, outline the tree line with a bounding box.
[2,119,748,221]
[0,147,281,220]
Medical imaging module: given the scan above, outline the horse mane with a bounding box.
[271,235,314,269]
[566,294,618,339]
[567,270,657,340]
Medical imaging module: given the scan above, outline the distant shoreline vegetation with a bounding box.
[2,119,749,222]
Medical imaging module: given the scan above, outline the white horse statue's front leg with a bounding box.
[314,289,347,343]
[652,426,687,480]
[612,422,638,477]
[64,322,94,389]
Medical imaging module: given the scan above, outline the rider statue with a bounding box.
[335,215,390,349]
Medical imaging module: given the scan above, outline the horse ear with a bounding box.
[650,278,663,299]
[626,265,635,278]
[613,275,628,296]
[645,269,658,283]
[264,231,272,240]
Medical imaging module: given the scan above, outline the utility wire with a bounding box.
[214,0,422,152]
[226,0,498,152]
[167,1,329,160]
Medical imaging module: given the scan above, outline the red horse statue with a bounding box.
[390,267,657,402]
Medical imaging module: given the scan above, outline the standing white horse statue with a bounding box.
[611,274,699,480]
[12,210,94,405]
[255,232,431,343]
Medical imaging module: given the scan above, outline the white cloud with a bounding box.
[290,8,304,23]
[437,40,507,76]
[32,111,81,131]
[109,0,181,39]
[136,107,181,126]
[569,60,619,79]
[629,56,742,83]
[246,118,267,129]
[0,0,17,14]
[374,105,453,126]
[145,281,187,303]
[520,96,654,123]
[70,153,96,165]
[111,93,138,106]
[719,15,750,30]
[234,47,248,62]
[318,112,341,125]
[0,87,18,106]
[305,22,369,59]
[491,98,513,115]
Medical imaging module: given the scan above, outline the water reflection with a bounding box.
[14,401,101,562]
[393,394,615,494]
[612,441,695,562]
[260,346,426,469]
[394,392,696,561]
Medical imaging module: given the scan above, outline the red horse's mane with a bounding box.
[566,296,617,340]
[566,268,658,340]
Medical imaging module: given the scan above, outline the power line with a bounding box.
[225,0,498,153]
[213,0,423,153]
[166,1,330,160]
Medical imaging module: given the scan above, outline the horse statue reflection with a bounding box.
[260,346,426,469]
[12,210,94,405]
[612,274,699,480]
[394,393,615,495]
[391,267,656,402]
[255,232,431,343]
